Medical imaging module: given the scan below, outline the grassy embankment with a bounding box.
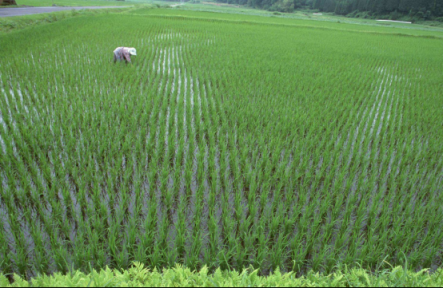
[2,263,443,287]
[0,5,158,33]
[6,0,137,7]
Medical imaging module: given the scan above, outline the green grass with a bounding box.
[151,6,443,38]
[0,7,442,280]
[170,3,443,31]
[0,7,136,33]
[13,0,139,6]
[2,262,443,286]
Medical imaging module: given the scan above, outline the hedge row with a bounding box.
[1,262,442,287]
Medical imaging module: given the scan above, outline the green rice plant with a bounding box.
[0,9,442,280]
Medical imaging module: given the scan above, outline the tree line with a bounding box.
[0,0,17,5]
[205,0,443,20]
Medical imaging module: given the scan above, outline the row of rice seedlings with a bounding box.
[202,22,443,272]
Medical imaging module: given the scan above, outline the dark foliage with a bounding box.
[0,0,17,6]
[200,0,443,19]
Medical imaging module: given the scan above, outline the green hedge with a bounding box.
[1,262,442,287]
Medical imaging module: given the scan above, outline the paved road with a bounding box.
[0,6,128,17]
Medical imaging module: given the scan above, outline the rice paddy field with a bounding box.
[0,7,443,279]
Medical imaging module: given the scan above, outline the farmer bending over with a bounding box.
[113,47,137,64]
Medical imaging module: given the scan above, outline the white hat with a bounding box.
[128,48,137,56]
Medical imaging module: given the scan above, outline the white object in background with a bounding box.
[376,20,412,24]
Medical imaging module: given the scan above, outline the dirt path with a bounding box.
[0,6,127,17]
[170,3,184,8]
[201,1,240,8]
